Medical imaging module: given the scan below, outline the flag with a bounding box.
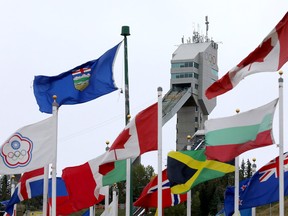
[4,168,77,216]
[4,168,44,216]
[217,208,252,216]
[62,154,126,211]
[167,149,235,194]
[224,152,288,216]
[82,209,91,216]
[134,169,187,208]
[0,115,56,174]
[205,12,288,99]
[100,195,118,216]
[47,177,76,215]
[33,42,121,114]
[99,103,158,175]
[205,98,278,162]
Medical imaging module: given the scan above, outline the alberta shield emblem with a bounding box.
[72,67,91,91]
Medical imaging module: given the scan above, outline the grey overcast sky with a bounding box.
[0,0,288,175]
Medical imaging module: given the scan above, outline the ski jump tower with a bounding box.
[162,17,219,150]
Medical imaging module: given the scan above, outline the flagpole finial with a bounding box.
[121,26,130,36]
[127,114,131,120]
[105,141,110,151]
[52,95,58,108]
[279,70,283,76]
[187,135,192,140]
[236,108,240,114]
[252,158,256,162]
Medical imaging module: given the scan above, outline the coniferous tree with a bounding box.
[246,159,252,178]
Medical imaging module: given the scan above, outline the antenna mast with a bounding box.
[205,16,209,42]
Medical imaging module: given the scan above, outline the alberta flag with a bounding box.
[224,152,288,216]
[33,42,121,113]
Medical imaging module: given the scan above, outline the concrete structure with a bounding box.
[162,24,218,150]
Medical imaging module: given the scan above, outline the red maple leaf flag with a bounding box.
[99,103,158,175]
[206,12,288,99]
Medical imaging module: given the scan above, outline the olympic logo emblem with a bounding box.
[1,133,32,168]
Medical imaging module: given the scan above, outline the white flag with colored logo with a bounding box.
[0,115,56,174]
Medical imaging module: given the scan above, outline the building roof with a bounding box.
[172,42,211,61]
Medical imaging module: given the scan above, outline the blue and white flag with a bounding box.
[33,42,121,114]
[224,152,288,216]
[5,168,75,216]
[4,168,44,216]
[0,115,56,174]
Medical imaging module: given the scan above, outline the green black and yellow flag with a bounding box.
[167,149,234,194]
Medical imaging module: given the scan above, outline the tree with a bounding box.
[132,164,154,201]
[0,175,10,201]
[117,163,155,204]
[246,159,252,178]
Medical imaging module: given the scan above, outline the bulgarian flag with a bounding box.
[205,98,278,162]
[205,12,288,99]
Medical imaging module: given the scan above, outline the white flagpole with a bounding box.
[186,135,192,216]
[157,87,163,216]
[234,157,239,215]
[51,95,58,216]
[234,109,240,216]
[113,187,118,216]
[42,165,49,216]
[10,175,16,216]
[104,142,110,212]
[251,158,257,216]
[125,154,131,216]
[89,206,94,216]
[278,70,284,216]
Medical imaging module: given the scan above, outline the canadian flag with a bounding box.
[205,12,288,99]
[99,103,158,175]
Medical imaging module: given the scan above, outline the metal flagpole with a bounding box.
[251,158,257,216]
[121,25,133,216]
[42,165,49,216]
[278,70,284,216]
[157,87,163,216]
[10,175,16,215]
[51,95,58,216]
[186,135,192,216]
[104,141,110,212]
[234,109,240,216]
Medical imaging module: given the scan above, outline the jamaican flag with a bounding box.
[167,149,234,194]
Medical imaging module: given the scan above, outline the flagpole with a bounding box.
[157,87,163,216]
[234,109,240,216]
[251,158,257,216]
[10,175,16,215]
[186,135,192,216]
[42,165,49,216]
[104,141,110,212]
[51,95,58,216]
[121,25,133,216]
[278,70,284,216]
